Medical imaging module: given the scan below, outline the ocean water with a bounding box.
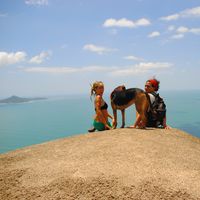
[0,90,200,154]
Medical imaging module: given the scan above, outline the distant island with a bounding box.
[0,95,47,104]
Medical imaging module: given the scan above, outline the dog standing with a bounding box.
[110,85,150,128]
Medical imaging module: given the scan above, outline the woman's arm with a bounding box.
[95,96,111,129]
[107,113,114,128]
[107,113,113,119]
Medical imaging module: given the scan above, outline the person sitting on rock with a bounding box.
[88,81,113,132]
[134,78,171,129]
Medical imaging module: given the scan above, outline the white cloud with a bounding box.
[0,51,27,67]
[148,31,160,38]
[81,66,117,72]
[160,14,179,21]
[123,55,144,61]
[176,26,200,34]
[176,26,189,33]
[111,62,172,76]
[136,18,151,26]
[103,18,151,28]
[22,62,172,77]
[103,18,133,28]
[24,67,77,73]
[160,6,200,21]
[181,6,200,18]
[22,66,117,74]
[83,44,117,55]
[189,28,200,35]
[29,51,51,64]
[25,0,48,5]
[137,62,172,70]
[171,26,200,39]
[171,34,184,39]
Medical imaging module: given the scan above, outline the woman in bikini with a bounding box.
[90,81,113,131]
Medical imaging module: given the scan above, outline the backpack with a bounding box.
[147,93,166,128]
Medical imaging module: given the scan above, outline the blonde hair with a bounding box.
[90,81,104,96]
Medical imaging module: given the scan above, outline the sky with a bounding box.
[0,0,200,97]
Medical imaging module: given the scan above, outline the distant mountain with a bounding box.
[0,95,47,104]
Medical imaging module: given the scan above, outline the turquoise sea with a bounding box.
[0,90,200,154]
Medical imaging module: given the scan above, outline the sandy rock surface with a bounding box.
[1,128,200,199]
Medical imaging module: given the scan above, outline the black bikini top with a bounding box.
[95,100,108,111]
[100,102,108,110]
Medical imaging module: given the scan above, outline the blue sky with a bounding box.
[0,0,200,97]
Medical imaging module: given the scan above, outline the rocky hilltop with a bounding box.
[0,128,200,200]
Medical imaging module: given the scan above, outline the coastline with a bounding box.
[1,128,200,199]
[0,90,200,154]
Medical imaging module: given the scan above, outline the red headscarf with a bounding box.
[148,79,160,91]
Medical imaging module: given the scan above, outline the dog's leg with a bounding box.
[112,109,117,128]
[121,109,125,128]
